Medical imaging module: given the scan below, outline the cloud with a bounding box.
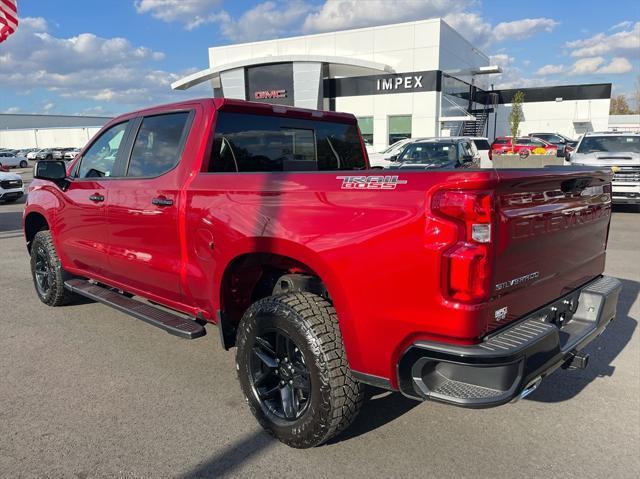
[443,12,492,47]
[134,0,226,30]
[493,18,559,42]
[489,54,549,89]
[610,20,632,30]
[0,17,206,113]
[595,56,633,74]
[302,0,472,34]
[566,21,640,58]
[569,57,605,74]
[567,56,633,75]
[220,1,313,42]
[3,107,21,114]
[535,64,565,75]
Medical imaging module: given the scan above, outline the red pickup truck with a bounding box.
[24,98,621,448]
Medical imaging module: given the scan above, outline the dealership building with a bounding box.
[173,18,611,152]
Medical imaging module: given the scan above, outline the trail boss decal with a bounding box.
[336,175,408,190]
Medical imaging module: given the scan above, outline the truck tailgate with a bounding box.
[487,168,612,332]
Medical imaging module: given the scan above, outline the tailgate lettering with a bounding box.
[512,205,610,239]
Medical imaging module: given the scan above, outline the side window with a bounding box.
[127,112,190,178]
[209,111,365,172]
[77,121,128,178]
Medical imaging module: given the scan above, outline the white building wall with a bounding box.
[0,127,101,149]
[489,98,610,139]
[209,18,444,73]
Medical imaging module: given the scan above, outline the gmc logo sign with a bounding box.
[254,89,287,99]
[376,75,423,91]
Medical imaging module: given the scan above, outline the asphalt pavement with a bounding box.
[1,168,638,478]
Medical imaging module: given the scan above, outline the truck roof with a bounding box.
[109,98,357,125]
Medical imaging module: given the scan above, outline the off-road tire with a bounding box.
[236,292,364,448]
[30,230,77,306]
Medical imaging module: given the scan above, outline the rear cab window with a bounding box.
[208,111,366,172]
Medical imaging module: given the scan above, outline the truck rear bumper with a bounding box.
[397,275,622,407]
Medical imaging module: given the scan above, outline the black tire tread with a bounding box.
[31,230,77,306]
[236,292,364,448]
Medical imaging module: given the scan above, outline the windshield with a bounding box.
[577,136,640,154]
[397,142,457,165]
[382,139,408,154]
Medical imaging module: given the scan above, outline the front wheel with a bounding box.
[30,230,77,306]
[20,160,28,168]
[236,292,364,448]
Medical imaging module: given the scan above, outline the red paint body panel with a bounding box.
[24,98,613,387]
[491,137,558,156]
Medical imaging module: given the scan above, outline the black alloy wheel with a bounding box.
[249,329,311,421]
[33,244,53,297]
[30,230,77,306]
[236,292,364,448]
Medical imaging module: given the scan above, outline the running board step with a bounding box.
[64,279,206,339]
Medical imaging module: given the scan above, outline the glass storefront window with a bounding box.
[388,115,412,145]
[357,117,373,146]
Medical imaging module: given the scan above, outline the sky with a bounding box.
[1,0,639,116]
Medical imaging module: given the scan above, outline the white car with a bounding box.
[0,152,29,168]
[570,131,640,205]
[26,149,42,160]
[0,170,24,203]
[64,148,81,160]
[469,137,492,168]
[368,138,424,168]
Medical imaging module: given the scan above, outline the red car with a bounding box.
[25,98,620,448]
[491,136,558,159]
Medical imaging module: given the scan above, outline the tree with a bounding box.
[610,94,632,115]
[509,91,525,140]
[634,75,640,114]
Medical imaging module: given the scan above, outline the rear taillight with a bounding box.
[432,190,494,303]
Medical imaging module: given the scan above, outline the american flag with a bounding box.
[0,0,18,44]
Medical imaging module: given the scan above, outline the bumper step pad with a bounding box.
[399,275,622,406]
[64,279,206,339]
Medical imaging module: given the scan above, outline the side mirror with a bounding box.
[34,160,68,186]
[388,154,399,162]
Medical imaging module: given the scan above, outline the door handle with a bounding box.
[89,194,104,202]
[151,197,174,207]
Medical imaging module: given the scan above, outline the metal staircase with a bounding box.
[461,92,498,137]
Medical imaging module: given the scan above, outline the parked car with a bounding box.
[464,137,491,168]
[0,152,29,168]
[529,132,577,158]
[491,136,558,159]
[569,131,640,205]
[27,149,43,160]
[35,149,64,160]
[63,148,81,160]
[388,138,478,169]
[25,98,621,448]
[368,137,422,168]
[0,170,24,202]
